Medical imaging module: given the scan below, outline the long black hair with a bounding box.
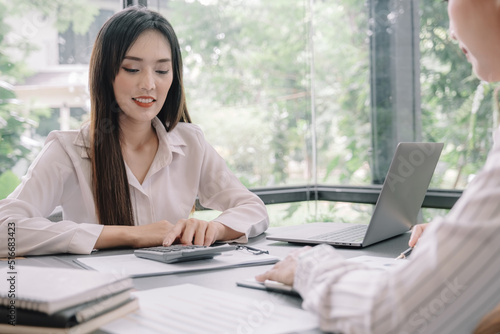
[88,6,191,226]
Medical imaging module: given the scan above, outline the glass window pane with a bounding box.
[419,0,498,190]
[160,0,312,188]
[313,0,370,186]
[0,2,121,198]
[193,201,374,228]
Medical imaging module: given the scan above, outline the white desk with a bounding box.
[5,228,411,333]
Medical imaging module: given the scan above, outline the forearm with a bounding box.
[213,221,245,241]
[294,245,387,333]
[96,220,175,249]
[207,194,270,242]
[93,225,135,249]
[1,199,103,256]
[0,218,103,256]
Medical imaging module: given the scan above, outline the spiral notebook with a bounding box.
[0,266,132,315]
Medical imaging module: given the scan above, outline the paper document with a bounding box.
[76,250,280,278]
[102,284,318,334]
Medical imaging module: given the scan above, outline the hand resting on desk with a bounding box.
[162,218,231,246]
[94,218,242,250]
[255,246,311,286]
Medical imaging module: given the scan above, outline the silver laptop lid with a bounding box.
[362,142,443,246]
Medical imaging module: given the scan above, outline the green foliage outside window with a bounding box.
[0,0,97,198]
[420,0,500,189]
[0,0,499,207]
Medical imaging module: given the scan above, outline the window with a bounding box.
[59,9,115,65]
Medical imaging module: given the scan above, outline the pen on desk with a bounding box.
[236,245,269,255]
[396,247,413,259]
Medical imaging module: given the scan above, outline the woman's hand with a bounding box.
[162,218,242,246]
[254,246,311,286]
[95,218,243,249]
[409,223,429,247]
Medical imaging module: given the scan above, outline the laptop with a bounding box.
[266,142,444,248]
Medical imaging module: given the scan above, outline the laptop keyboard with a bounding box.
[311,224,368,243]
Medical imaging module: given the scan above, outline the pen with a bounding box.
[396,247,413,259]
[236,245,269,255]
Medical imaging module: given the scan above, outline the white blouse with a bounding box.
[0,118,269,256]
[293,126,500,333]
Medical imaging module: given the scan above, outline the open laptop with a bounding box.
[267,142,444,248]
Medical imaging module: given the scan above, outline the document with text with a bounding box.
[76,250,280,278]
[102,283,318,334]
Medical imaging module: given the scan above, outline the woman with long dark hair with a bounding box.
[0,6,269,255]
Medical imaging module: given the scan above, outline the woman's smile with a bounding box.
[133,96,156,108]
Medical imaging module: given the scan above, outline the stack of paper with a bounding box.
[0,266,138,333]
[103,284,318,334]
